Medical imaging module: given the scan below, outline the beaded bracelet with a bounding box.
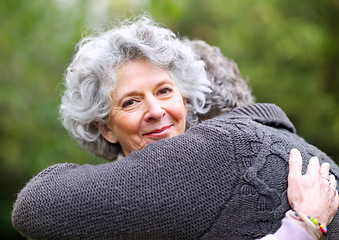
[293,210,327,239]
[309,217,327,235]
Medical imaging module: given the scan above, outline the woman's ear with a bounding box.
[183,97,188,114]
[95,122,117,144]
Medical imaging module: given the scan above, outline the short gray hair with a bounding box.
[60,16,211,160]
[184,39,255,124]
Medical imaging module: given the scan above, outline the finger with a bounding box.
[330,187,337,198]
[306,156,320,176]
[325,175,337,201]
[331,189,339,212]
[327,191,339,225]
[329,175,337,190]
[289,149,302,177]
[320,162,330,180]
[335,190,339,209]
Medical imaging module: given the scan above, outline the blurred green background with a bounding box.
[1,0,338,238]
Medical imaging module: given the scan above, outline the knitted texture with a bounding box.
[12,104,339,240]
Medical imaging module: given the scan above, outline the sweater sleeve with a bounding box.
[11,123,239,239]
[11,106,339,240]
[272,217,314,240]
[258,217,314,240]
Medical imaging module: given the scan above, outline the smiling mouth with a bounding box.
[143,125,172,138]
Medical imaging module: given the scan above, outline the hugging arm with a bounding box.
[11,126,239,239]
[266,149,339,240]
[13,149,338,240]
[287,149,339,226]
[12,105,339,239]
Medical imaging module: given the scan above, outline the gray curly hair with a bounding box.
[185,39,255,125]
[60,16,211,161]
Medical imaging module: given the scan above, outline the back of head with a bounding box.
[184,39,255,125]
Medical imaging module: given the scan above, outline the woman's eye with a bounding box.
[158,87,172,96]
[122,99,136,108]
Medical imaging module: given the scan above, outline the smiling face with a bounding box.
[101,59,187,156]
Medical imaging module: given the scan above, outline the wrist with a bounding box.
[286,210,327,240]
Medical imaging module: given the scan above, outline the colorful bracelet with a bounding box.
[309,217,327,236]
[293,210,327,239]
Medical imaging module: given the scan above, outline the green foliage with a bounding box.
[149,0,339,160]
[1,0,338,238]
[0,1,104,238]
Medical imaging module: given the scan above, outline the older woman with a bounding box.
[12,16,339,240]
[60,16,210,160]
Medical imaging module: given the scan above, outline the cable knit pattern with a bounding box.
[12,104,339,239]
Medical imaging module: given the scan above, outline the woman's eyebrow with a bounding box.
[154,79,175,88]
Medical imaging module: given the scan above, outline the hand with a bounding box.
[287,148,339,226]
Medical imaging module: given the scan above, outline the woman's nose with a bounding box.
[144,99,166,121]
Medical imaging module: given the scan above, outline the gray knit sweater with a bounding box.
[12,104,339,240]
